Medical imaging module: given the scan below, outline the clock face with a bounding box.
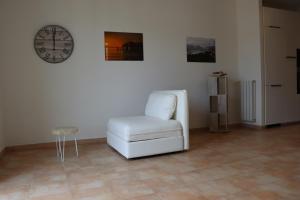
[34,25,74,63]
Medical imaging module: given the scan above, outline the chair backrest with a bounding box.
[145,92,177,120]
[151,90,189,150]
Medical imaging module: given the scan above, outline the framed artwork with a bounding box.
[104,31,144,61]
[187,37,216,63]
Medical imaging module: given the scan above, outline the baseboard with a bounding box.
[190,121,300,132]
[5,138,106,152]
[228,123,244,129]
[240,121,300,129]
[0,123,271,153]
[264,121,300,128]
[0,147,6,158]
[190,123,246,133]
[3,127,233,152]
[240,123,265,130]
[189,127,209,133]
[281,121,300,126]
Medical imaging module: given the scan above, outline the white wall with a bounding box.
[0,73,4,151]
[236,0,264,126]
[0,0,241,146]
[0,9,5,151]
[0,83,4,151]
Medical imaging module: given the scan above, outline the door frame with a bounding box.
[260,1,266,126]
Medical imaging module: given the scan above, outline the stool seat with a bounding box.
[52,127,79,136]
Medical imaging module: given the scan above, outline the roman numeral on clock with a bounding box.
[63,49,69,55]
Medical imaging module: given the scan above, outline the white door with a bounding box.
[264,26,287,125]
[285,26,300,122]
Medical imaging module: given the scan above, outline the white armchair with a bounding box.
[106,90,189,159]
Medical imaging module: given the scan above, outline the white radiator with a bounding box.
[241,80,256,122]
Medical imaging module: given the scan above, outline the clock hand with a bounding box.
[52,27,56,51]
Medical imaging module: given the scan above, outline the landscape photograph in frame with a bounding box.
[187,37,216,63]
[104,31,144,61]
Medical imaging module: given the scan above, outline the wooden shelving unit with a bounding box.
[208,73,229,132]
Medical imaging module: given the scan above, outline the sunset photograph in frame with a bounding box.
[104,31,144,61]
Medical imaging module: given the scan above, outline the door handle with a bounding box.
[270,84,282,87]
[268,25,281,29]
[286,56,296,59]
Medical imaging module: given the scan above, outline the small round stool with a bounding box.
[52,127,79,162]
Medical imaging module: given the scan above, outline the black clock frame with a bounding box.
[34,25,74,64]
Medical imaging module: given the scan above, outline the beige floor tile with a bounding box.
[1,125,300,200]
[30,192,72,200]
[111,181,154,199]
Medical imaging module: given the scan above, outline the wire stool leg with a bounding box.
[74,136,78,157]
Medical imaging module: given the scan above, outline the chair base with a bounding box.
[107,131,184,159]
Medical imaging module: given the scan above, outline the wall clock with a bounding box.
[34,25,74,63]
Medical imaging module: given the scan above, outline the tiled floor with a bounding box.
[0,125,300,200]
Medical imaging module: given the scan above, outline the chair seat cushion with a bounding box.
[107,116,182,142]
